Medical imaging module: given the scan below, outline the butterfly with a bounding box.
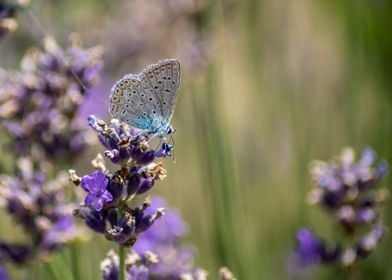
[109,59,181,137]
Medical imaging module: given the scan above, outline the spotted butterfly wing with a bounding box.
[109,59,181,135]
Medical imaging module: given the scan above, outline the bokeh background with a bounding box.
[1,0,392,279]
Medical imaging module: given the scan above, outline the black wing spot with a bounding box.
[149,97,153,101]
[154,86,158,89]
[165,89,170,92]
[158,80,162,84]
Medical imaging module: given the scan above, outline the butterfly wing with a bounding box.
[109,59,180,134]
[139,59,181,127]
[109,74,161,131]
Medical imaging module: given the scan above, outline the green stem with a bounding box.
[70,244,81,280]
[347,263,359,280]
[119,245,126,280]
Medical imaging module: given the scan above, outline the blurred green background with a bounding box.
[1,0,392,279]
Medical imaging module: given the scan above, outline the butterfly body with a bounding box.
[109,59,181,136]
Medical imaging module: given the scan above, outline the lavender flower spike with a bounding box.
[293,147,389,276]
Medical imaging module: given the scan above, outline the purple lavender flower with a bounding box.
[100,249,155,280]
[0,36,103,162]
[127,265,149,280]
[82,171,113,211]
[295,228,322,265]
[294,147,389,275]
[355,223,388,259]
[308,147,388,233]
[0,158,79,264]
[71,117,171,247]
[134,196,197,278]
[0,266,8,280]
[42,216,78,251]
[0,1,22,38]
[0,243,32,264]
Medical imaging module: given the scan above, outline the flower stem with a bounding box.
[70,244,81,280]
[119,245,126,280]
[347,263,359,280]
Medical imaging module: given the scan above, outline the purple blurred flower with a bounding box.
[355,223,388,259]
[295,228,321,265]
[0,243,32,264]
[294,147,389,273]
[0,1,21,38]
[101,249,120,280]
[82,171,113,211]
[127,265,149,280]
[0,158,79,264]
[308,147,388,233]
[134,196,196,278]
[0,266,8,280]
[0,36,103,162]
[100,249,155,280]
[42,216,77,251]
